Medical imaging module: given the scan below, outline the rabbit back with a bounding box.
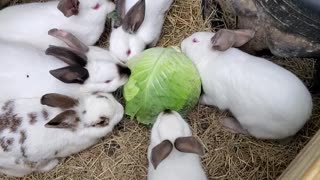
[0,41,81,101]
[201,49,312,139]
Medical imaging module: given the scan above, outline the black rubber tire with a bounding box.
[257,0,320,42]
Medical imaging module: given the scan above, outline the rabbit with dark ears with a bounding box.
[181,30,313,139]
[0,29,131,101]
[0,92,124,177]
[0,0,115,51]
[147,110,207,180]
[109,0,174,62]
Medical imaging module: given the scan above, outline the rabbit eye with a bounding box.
[92,3,101,10]
[192,38,199,43]
[126,49,131,56]
[94,116,110,127]
[105,80,113,84]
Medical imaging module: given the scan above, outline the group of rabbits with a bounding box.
[0,0,314,179]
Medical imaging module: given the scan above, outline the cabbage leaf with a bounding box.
[124,47,201,124]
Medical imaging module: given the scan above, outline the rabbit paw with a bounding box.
[37,159,59,173]
[219,117,249,135]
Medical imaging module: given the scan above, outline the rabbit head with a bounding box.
[109,0,147,62]
[181,30,255,64]
[58,0,115,18]
[45,28,131,92]
[109,27,146,62]
[41,92,123,137]
[149,110,204,169]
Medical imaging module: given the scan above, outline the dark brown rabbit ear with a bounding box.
[48,29,89,53]
[211,29,255,51]
[122,0,145,34]
[174,136,205,156]
[151,140,173,169]
[45,110,79,129]
[57,0,79,17]
[50,66,89,84]
[116,0,126,19]
[41,93,78,109]
[114,0,126,27]
[46,45,87,67]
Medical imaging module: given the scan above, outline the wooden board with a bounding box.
[278,130,320,180]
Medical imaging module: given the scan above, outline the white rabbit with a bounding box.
[147,110,207,180]
[0,0,115,51]
[109,0,174,62]
[0,92,124,177]
[181,30,313,139]
[0,29,131,101]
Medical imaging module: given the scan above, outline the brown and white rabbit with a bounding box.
[0,92,123,177]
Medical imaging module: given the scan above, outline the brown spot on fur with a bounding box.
[2,100,13,111]
[28,112,37,125]
[19,130,26,144]
[23,160,36,168]
[0,138,7,151]
[54,151,59,156]
[10,116,22,132]
[6,138,13,145]
[0,100,22,133]
[0,137,14,152]
[21,146,27,158]
[15,159,20,165]
[42,109,49,120]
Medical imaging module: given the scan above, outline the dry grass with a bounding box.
[2,0,320,179]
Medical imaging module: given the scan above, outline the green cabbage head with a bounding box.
[124,47,201,125]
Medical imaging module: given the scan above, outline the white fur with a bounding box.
[181,32,313,139]
[0,41,129,101]
[109,0,173,62]
[147,111,207,180]
[0,92,124,177]
[0,0,115,50]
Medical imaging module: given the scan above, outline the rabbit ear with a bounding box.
[48,29,89,53]
[116,0,126,19]
[50,66,89,84]
[211,29,255,51]
[151,140,173,169]
[45,110,79,129]
[46,45,87,67]
[174,136,205,156]
[41,93,78,109]
[113,0,127,28]
[57,0,79,17]
[122,0,145,34]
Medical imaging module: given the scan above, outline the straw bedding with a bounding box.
[2,0,320,179]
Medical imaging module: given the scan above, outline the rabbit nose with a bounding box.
[116,64,131,77]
